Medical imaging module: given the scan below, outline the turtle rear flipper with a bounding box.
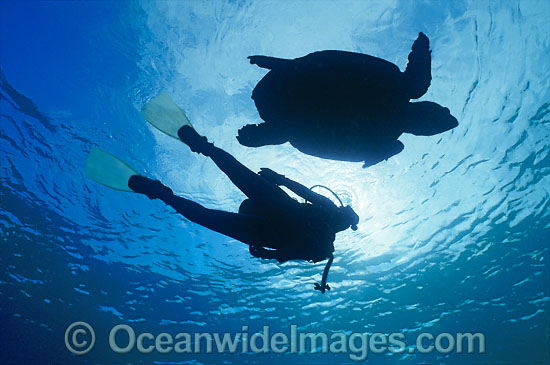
[404,32,432,99]
[248,55,294,70]
[237,123,289,147]
[362,140,404,168]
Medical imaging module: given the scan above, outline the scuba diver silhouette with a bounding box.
[238,32,458,167]
[86,95,359,293]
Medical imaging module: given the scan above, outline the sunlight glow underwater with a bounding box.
[1,0,549,363]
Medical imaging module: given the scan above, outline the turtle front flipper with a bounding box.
[237,123,289,147]
[404,32,432,100]
[248,55,294,70]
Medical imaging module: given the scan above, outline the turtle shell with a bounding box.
[251,50,411,129]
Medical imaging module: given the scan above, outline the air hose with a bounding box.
[306,185,344,207]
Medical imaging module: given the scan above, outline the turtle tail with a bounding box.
[404,32,432,99]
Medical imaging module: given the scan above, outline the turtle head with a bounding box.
[401,101,458,136]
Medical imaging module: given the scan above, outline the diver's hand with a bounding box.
[258,168,286,185]
[314,282,331,294]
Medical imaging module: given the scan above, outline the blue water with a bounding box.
[1,1,549,364]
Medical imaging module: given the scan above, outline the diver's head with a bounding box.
[336,205,359,231]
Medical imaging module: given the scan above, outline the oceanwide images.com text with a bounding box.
[66,322,485,360]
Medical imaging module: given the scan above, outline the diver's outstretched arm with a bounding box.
[248,55,293,70]
[314,255,333,294]
[259,168,336,209]
[284,179,336,208]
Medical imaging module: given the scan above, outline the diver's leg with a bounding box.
[128,175,265,245]
[177,126,291,204]
[164,195,266,245]
[237,123,288,147]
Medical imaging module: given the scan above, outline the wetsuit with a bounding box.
[129,127,344,263]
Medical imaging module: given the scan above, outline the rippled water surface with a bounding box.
[1,1,549,363]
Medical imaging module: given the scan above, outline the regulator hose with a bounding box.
[307,185,344,207]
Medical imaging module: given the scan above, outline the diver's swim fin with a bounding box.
[86,147,139,192]
[140,93,193,139]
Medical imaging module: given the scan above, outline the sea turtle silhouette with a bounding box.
[238,33,458,167]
